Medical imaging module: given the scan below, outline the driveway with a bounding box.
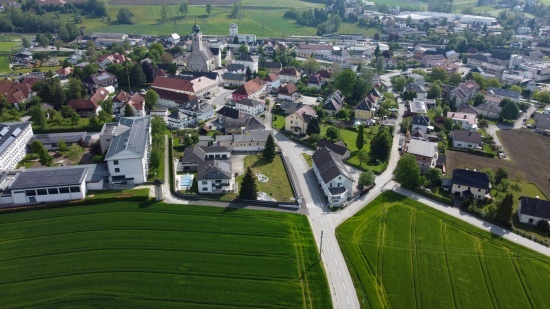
[231,154,246,176]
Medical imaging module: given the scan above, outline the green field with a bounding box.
[337,191,550,309]
[0,200,331,308]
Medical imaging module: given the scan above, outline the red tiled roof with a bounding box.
[152,76,194,92]
[89,87,110,104]
[263,73,279,82]
[154,88,197,105]
[112,90,133,103]
[278,83,298,95]
[128,93,145,111]
[68,99,98,110]
[279,68,300,77]
[233,79,264,96]
[0,81,32,104]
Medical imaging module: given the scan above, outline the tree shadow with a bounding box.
[300,260,320,279]
[138,200,157,209]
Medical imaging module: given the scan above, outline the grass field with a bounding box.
[337,191,550,309]
[0,200,331,308]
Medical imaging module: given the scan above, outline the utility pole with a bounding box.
[319,230,324,261]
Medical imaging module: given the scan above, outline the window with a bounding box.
[70,186,81,193]
[457,185,461,188]
[202,187,208,191]
[115,168,120,173]
[478,188,481,192]
[114,160,119,165]
[330,183,332,188]
[37,189,48,195]
[48,188,59,195]
[25,190,36,196]
[202,181,207,184]
[59,187,70,194]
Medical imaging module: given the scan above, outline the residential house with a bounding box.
[82,72,118,94]
[102,116,152,185]
[226,63,245,73]
[473,102,501,119]
[96,53,130,69]
[216,131,272,151]
[217,106,246,125]
[223,72,246,87]
[316,139,350,160]
[422,54,446,67]
[179,98,214,121]
[0,80,34,109]
[263,73,280,92]
[410,73,425,87]
[438,62,459,74]
[235,99,265,116]
[222,116,265,134]
[285,105,316,135]
[278,68,301,83]
[383,57,398,69]
[411,115,431,135]
[264,61,282,74]
[307,74,326,89]
[232,78,266,101]
[168,33,180,45]
[12,51,33,63]
[0,121,33,171]
[534,114,550,134]
[450,80,480,105]
[487,87,521,102]
[278,83,299,102]
[323,90,345,115]
[177,146,231,172]
[197,160,234,194]
[150,108,169,122]
[402,139,438,173]
[294,44,335,59]
[167,111,196,129]
[518,196,550,225]
[312,147,354,207]
[354,98,374,121]
[119,93,146,117]
[233,53,259,73]
[450,130,482,149]
[445,50,459,63]
[451,168,491,200]
[447,112,478,130]
[67,87,110,117]
[328,49,351,63]
[112,91,134,109]
[405,83,427,99]
[56,66,73,78]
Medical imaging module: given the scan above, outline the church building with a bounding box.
[187,23,216,72]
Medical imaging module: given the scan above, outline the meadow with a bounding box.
[337,191,550,309]
[0,199,331,308]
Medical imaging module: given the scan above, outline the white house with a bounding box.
[235,99,265,116]
[102,116,152,185]
[167,111,196,129]
[410,115,430,135]
[232,53,259,72]
[278,68,301,83]
[119,93,146,117]
[168,33,180,45]
[0,121,33,172]
[450,130,482,149]
[451,168,491,200]
[403,139,438,173]
[446,112,477,130]
[312,147,354,207]
[197,160,234,194]
[518,196,550,225]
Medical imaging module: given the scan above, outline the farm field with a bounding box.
[447,130,550,198]
[0,200,331,308]
[337,191,550,309]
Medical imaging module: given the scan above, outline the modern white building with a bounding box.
[0,121,33,172]
[102,116,152,185]
[312,147,354,207]
[229,23,238,36]
[197,160,234,194]
[446,112,477,131]
[235,99,265,116]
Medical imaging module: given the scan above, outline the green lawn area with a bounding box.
[86,188,150,200]
[320,124,386,173]
[272,111,286,129]
[302,153,312,167]
[337,191,550,309]
[0,56,10,72]
[0,200,331,308]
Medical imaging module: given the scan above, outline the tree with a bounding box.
[306,117,320,135]
[369,127,392,162]
[510,85,522,93]
[537,219,550,234]
[67,78,86,100]
[36,33,49,48]
[230,2,243,18]
[245,66,252,81]
[239,167,257,200]
[356,125,364,150]
[67,143,84,162]
[358,170,375,190]
[390,75,406,92]
[302,54,320,74]
[424,168,442,188]
[100,98,114,115]
[30,140,46,154]
[262,134,276,161]
[57,140,68,151]
[495,167,509,184]
[357,148,368,166]
[130,64,146,88]
[29,106,46,127]
[427,83,442,99]
[124,105,135,117]
[117,8,135,24]
[394,154,422,189]
[70,112,80,126]
[145,89,159,111]
[495,193,514,227]
[21,36,30,49]
[376,56,384,73]
[431,67,447,81]
[448,72,462,86]
[206,4,212,15]
[179,0,188,17]
[473,93,485,106]
[38,147,53,167]
[501,101,520,120]
[335,69,357,98]
[326,126,339,141]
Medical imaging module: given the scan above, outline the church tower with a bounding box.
[187,22,215,72]
[192,22,203,52]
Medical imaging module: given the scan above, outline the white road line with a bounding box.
[335,258,338,265]
[339,270,342,276]
[343,283,346,290]
[331,247,334,253]
[347,297,350,305]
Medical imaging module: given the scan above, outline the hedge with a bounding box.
[412,187,453,205]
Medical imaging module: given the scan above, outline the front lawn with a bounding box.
[271,110,286,130]
[242,155,294,202]
[302,153,313,167]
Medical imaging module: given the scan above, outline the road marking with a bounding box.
[347,297,350,305]
[343,283,346,290]
[331,247,334,253]
[339,270,342,276]
[335,258,338,265]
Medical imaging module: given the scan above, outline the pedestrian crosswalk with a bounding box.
[306,203,317,209]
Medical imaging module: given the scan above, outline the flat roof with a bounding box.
[10,167,87,190]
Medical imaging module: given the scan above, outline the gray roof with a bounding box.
[10,167,87,190]
[473,102,502,114]
[230,130,272,143]
[29,132,86,145]
[451,130,482,144]
[312,147,353,183]
[411,115,430,127]
[223,72,246,81]
[405,83,426,93]
[316,139,348,157]
[223,116,265,131]
[452,169,491,190]
[197,160,232,180]
[406,139,437,158]
[181,146,230,164]
[534,114,550,130]
[487,87,521,100]
[105,116,151,160]
[323,90,344,111]
[237,99,262,107]
[519,196,550,220]
[227,64,245,72]
[0,122,31,155]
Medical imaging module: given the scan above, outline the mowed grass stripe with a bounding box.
[0,202,332,308]
[337,191,550,309]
